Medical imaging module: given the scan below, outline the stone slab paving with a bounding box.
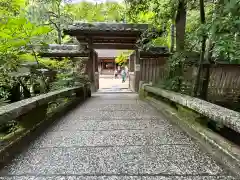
[0,93,237,180]
[99,77,129,90]
[97,89,132,93]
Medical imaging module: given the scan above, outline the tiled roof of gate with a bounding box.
[41,44,89,53]
[65,22,149,32]
[36,44,90,57]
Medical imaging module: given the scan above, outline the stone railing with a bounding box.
[0,86,87,125]
[141,85,240,134]
[0,85,91,164]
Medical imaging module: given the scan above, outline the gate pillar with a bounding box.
[129,53,135,92]
[134,49,140,92]
[94,51,99,90]
[87,38,96,92]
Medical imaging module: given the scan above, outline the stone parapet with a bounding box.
[143,85,240,134]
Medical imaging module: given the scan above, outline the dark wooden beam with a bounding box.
[94,38,136,42]
[66,30,141,37]
[77,38,138,44]
[94,36,137,40]
[92,43,137,49]
[98,57,115,60]
[77,34,138,39]
[76,37,88,43]
[77,39,137,45]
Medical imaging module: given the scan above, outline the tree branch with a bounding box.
[48,18,61,31]
[46,11,58,18]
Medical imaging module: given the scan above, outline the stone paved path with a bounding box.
[0,93,237,180]
[99,76,129,89]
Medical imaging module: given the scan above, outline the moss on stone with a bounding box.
[139,88,145,100]
[176,104,209,127]
[0,126,25,141]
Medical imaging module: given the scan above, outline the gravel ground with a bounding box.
[0,93,237,180]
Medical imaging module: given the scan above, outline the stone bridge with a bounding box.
[0,84,239,179]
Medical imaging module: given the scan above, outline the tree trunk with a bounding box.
[175,0,187,51]
[18,78,31,98]
[200,39,214,99]
[198,1,218,99]
[9,82,21,102]
[193,0,207,97]
[174,1,187,92]
[57,4,62,44]
[170,23,175,52]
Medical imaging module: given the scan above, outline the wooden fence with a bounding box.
[160,63,240,110]
[128,47,169,92]
[137,55,240,109]
[130,48,240,109]
[204,64,240,104]
[139,56,167,84]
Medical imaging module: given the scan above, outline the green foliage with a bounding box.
[65,1,125,22]
[137,27,165,50]
[125,0,176,49]
[115,50,133,66]
[0,17,51,46]
[0,16,52,69]
[0,0,26,16]
[39,58,72,71]
[0,0,52,102]
[115,54,128,65]
[127,0,240,100]
[184,0,240,63]
[209,0,240,63]
[26,0,73,44]
[126,0,240,63]
[51,72,90,91]
[0,120,18,135]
